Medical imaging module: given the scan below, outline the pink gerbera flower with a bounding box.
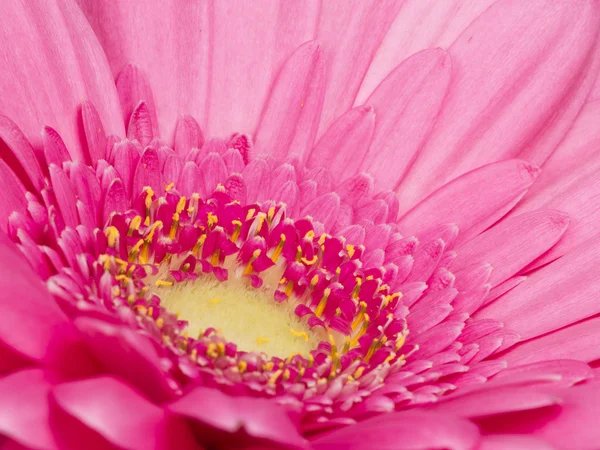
[1,0,600,449]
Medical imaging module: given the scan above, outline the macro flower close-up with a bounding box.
[1,0,600,448]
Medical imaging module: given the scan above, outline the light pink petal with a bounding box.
[0,0,123,159]
[0,369,58,449]
[115,63,159,136]
[168,387,306,449]
[485,276,527,307]
[478,435,555,450]
[301,193,341,231]
[174,115,204,159]
[127,101,155,147]
[398,160,539,246]
[177,162,203,198]
[397,0,600,214]
[520,169,600,270]
[356,0,497,103]
[197,153,227,198]
[243,158,271,203]
[52,376,196,450]
[312,410,479,450]
[254,41,325,160]
[307,105,375,180]
[0,115,44,192]
[476,234,600,340]
[431,385,560,418]
[493,360,593,387]
[315,1,404,135]
[103,178,128,223]
[0,233,67,361]
[501,316,600,367]
[112,140,141,197]
[361,48,451,191]
[79,1,319,141]
[74,317,175,403]
[452,210,569,287]
[81,100,107,164]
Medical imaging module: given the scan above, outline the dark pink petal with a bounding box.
[361,48,451,191]
[42,126,71,167]
[312,410,479,450]
[74,317,176,403]
[52,376,197,450]
[397,0,600,214]
[0,233,67,361]
[452,210,569,287]
[0,369,58,449]
[0,160,27,232]
[0,0,124,159]
[168,387,307,449]
[398,160,539,246]
[254,41,325,160]
[308,105,375,180]
[315,0,404,135]
[477,234,600,340]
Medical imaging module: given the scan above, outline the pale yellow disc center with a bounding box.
[158,277,320,358]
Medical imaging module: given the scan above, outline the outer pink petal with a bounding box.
[0,369,58,450]
[477,435,555,450]
[78,1,319,141]
[476,234,600,340]
[501,316,600,366]
[254,41,325,160]
[0,232,67,361]
[307,105,375,181]
[356,0,497,103]
[168,387,307,449]
[361,48,451,191]
[451,210,569,287]
[397,160,539,246]
[396,0,600,215]
[52,376,197,450]
[0,160,27,232]
[0,0,123,159]
[312,411,480,450]
[315,0,404,136]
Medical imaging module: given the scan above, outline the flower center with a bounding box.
[158,276,320,357]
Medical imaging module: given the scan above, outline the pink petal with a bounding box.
[115,63,159,136]
[52,376,196,450]
[49,164,79,229]
[451,210,569,287]
[0,115,44,192]
[133,147,161,196]
[81,100,107,164]
[397,0,600,214]
[174,115,204,159]
[103,178,128,223]
[254,41,325,160]
[74,317,176,403]
[501,316,600,367]
[0,369,58,449]
[476,234,600,340]
[307,105,375,181]
[398,160,539,246]
[127,101,155,147]
[477,435,555,450]
[168,387,306,449]
[361,48,451,191]
[42,126,71,167]
[356,0,497,103]
[0,0,123,159]
[431,385,560,418]
[312,411,479,450]
[315,0,404,135]
[0,233,67,361]
[0,159,27,232]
